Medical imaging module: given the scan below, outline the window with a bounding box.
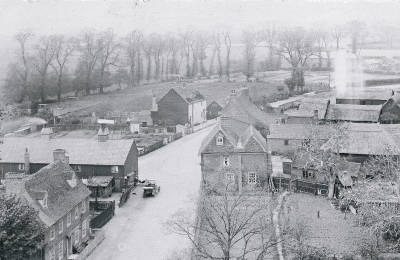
[223,156,230,167]
[58,220,63,234]
[50,227,55,240]
[111,166,119,174]
[67,213,71,227]
[225,173,235,182]
[216,135,224,146]
[58,241,63,259]
[248,172,257,184]
[75,207,79,220]
[81,200,86,213]
[82,219,87,238]
[284,139,289,146]
[74,228,80,245]
[18,163,25,171]
[73,165,81,172]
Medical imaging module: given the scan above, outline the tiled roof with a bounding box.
[268,124,334,140]
[0,137,135,165]
[159,88,205,104]
[221,90,280,129]
[199,117,268,154]
[321,123,400,155]
[82,176,114,187]
[325,104,382,122]
[285,98,329,120]
[5,161,91,226]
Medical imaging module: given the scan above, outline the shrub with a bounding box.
[381,216,400,242]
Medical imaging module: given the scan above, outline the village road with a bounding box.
[86,126,212,260]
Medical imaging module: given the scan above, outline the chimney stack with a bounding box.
[313,110,319,120]
[97,124,109,142]
[24,148,30,174]
[151,94,158,112]
[53,149,67,163]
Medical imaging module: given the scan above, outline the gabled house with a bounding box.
[206,101,223,120]
[221,88,281,137]
[284,98,330,124]
[151,88,207,126]
[4,150,91,260]
[0,132,138,192]
[199,117,271,192]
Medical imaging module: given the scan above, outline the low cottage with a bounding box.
[0,132,138,191]
[4,151,91,260]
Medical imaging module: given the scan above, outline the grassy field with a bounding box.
[47,70,332,118]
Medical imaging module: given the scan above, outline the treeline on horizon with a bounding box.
[3,20,397,104]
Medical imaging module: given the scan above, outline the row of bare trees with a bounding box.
[4,20,389,103]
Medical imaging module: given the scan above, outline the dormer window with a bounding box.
[111,166,119,174]
[18,163,25,171]
[216,135,224,146]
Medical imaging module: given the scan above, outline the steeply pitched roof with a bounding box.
[5,161,91,226]
[199,117,268,154]
[221,89,280,129]
[268,124,334,140]
[325,104,382,122]
[0,137,135,165]
[159,88,205,105]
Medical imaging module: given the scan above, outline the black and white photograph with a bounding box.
[2,0,400,259]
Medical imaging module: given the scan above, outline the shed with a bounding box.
[82,176,114,198]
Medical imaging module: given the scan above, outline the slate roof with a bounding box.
[199,117,268,154]
[268,124,334,140]
[5,161,91,226]
[325,104,382,122]
[0,137,135,165]
[221,89,280,129]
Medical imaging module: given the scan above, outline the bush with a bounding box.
[382,216,400,242]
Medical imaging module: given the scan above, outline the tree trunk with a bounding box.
[57,74,62,102]
[217,48,222,78]
[208,47,216,76]
[146,54,152,82]
[226,49,231,80]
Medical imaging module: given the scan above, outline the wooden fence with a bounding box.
[271,177,329,196]
[119,185,135,207]
[89,200,115,229]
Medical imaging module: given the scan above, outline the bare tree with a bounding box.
[125,30,143,87]
[278,27,315,92]
[315,30,332,70]
[77,30,103,95]
[332,24,345,50]
[51,35,75,101]
[32,35,57,102]
[260,24,278,70]
[98,29,120,94]
[212,31,223,79]
[346,20,368,55]
[143,35,153,82]
[152,34,164,80]
[224,31,232,80]
[167,185,277,260]
[14,31,33,101]
[181,31,193,78]
[242,30,257,81]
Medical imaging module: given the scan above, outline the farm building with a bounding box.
[335,89,393,105]
[199,117,272,193]
[284,98,330,124]
[3,156,91,260]
[206,101,222,120]
[0,133,138,192]
[127,111,153,134]
[321,123,400,163]
[151,88,207,127]
[325,103,382,123]
[268,124,334,155]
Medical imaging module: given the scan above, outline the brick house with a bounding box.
[199,117,271,192]
[151,88,207,126]
[4,150,91,260]
[0,133,138,192]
